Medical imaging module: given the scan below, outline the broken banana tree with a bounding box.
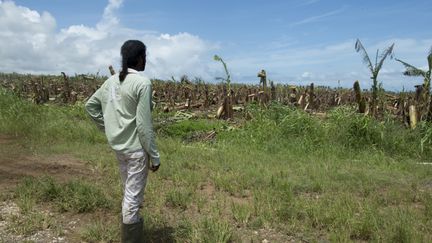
[109,65,116,75]
[396,46,432,121]
[214,55,233,119]
[353,80,367,113]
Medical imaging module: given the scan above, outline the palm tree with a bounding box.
[355,39,395,115]
[396,47,432,120]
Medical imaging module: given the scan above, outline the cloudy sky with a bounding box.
[1,0,431,90]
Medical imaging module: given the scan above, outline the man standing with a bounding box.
[86,40,160,243]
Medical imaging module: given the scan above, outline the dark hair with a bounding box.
[119,40,147,82]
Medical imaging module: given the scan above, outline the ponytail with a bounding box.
[119,58,128,82]
[119,40,147,83]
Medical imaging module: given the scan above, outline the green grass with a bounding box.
[0,88,104,144]
[1,89,432,242]
[8,211,55,236]
[159,119,222,138]
[199,217,233,243]
[231,202,252,227]
[15,176,113,213]
[79,218,120,242]
[165,188,194,210]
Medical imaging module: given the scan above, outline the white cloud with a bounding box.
[0,0,216,80]
[97,0,123,30]
[301,72,312,78]
[144,33,216,79]
[290,7,345,27]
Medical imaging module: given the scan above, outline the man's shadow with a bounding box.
[143,226,176,243]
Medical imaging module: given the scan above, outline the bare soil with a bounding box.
[0,135,91,191]
[0,135,99,243]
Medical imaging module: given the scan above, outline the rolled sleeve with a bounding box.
[85,89,105,132]
[136,84,160,166]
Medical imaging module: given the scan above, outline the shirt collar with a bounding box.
[127,68,139,74]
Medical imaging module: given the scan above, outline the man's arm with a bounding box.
[136,84,160,167]
[85,88,105,131]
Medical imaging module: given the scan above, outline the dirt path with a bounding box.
[0,135,96,243]
[0,135,92,191]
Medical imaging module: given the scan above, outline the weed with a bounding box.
[231,202,252,226]
[422,193,432,218]
[8,211,54,236]
[199,217,232,243]
[165,189,194,210]
[57,180,112,213]
[350,205,381,241]
[159,119,222,139]
[174,218,193,240]
[388,209,416,243]
[15,176,112,213]
[80,219,119,242]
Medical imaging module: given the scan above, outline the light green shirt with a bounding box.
[85,68,160,166]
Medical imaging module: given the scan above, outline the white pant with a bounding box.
[115,149,149,224]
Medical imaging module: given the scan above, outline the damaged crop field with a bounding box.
[1,70,432,243]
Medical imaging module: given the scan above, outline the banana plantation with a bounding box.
[1,41,432,128]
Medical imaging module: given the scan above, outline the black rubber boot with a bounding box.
[121,219,144,243]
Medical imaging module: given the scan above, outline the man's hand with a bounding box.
[150,163,160,172]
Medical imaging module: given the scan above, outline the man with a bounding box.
[85,40,160,243]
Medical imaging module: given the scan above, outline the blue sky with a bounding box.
[2,0,432,90]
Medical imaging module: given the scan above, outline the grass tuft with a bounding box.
[79,218,119,242]
[165,189,194,210]
[8,211,55,236]
[199,217,233,243]
[15,176,112,213]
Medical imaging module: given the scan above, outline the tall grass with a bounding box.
[2,88,430,159]
[219,103,432,160]
[0,88,104,144]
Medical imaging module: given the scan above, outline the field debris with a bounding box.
[184,129,217,143]
[173,110,195,121]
